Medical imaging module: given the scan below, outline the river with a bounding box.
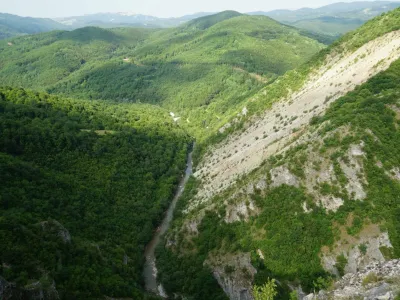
[143,147,193,297]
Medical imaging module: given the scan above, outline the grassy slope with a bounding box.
[0,12,325,141]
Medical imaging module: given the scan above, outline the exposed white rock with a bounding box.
[320,195,344,212]
[339,145,367,201]
[187,219,200,234]
[390,167,400,181]
[322,226,393,276]
[345,232,393,274]
[302,202,313,213]
[194,31,400,204]
[270,166,299,188]
[322,255,340,277]
[304,260,400,300]
[257,249,265,260]
[206,253,256,300]
[350,142,365,157]
[219,122,232,134]
[255,177,267,190]
[225,201,256,223]
[246,183,255,195]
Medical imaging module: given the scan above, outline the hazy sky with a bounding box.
[0,0,386,18]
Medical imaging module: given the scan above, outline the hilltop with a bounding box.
[0,12,325,140]
[0,13,67,39]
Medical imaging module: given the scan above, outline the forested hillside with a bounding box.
[0,12,325,140]
[0,87,190,298]
[0,13,67,40]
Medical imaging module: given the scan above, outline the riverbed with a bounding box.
[143,147,193,297]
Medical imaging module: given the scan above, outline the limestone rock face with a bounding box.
[206,253,256,300]
[303,260,400,300]
[270,166,299,188]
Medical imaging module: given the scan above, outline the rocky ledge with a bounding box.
[304,260,400,300]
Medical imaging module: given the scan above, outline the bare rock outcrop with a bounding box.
[304,260,400,299]
[205,253,256,300]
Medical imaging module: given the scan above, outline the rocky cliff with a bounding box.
[304,260,400,299]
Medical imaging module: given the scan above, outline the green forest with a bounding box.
[0,12,325,141]
[0,87,190,298]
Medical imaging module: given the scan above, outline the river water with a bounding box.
[143,148,193,297]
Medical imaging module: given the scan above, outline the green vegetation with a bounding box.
[336,254,348,277]
[362,272,381,287]
[0,13,67,40]
[184,10,242,30]
[0,87,190,298]
[253,279,278,300]
[261,1,400,37]
[359,244,368,255]
[158,183,334,296]
[0,13,325,141]
[289,17,362,37]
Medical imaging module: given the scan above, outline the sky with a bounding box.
[0,0,387,18]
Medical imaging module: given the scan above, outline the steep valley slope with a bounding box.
[157,8,400,300]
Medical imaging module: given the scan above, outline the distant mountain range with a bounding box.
[250,1,400,35]
[1,1,400,40]
[54,12,213,29]
[0,13,67,39]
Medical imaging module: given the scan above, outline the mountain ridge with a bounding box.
[0,12,67,39]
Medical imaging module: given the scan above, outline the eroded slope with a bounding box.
[194,29,400,208]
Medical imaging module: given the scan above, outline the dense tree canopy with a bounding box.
[0,87,190,298]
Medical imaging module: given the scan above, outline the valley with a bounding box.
[1,2,400,300]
